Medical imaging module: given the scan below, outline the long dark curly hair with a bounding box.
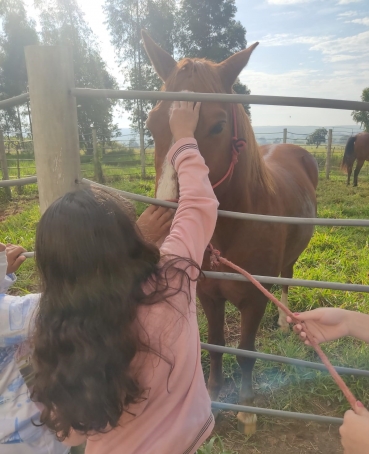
[31,188,199,439]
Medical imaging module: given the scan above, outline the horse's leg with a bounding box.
[236,291,268,435]
[198,291,226,407]
[353,159,365,187]
[347,162,353,185]
[277,262,295,332]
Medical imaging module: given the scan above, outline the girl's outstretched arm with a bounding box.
[161,101,218,266]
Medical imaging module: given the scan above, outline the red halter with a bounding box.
[211,104,247,190]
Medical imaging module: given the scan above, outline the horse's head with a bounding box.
[143,31,267,200]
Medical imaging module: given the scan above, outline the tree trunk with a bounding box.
[27,101,33,140]
[136,3,145,179]
[139,102,146,179]
[16,106,24,152]
[15,144,23,195]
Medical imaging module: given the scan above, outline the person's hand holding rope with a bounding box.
[288,308,350,345]
[288,308,369,453]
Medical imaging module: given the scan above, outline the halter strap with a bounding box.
[211,104,246,190]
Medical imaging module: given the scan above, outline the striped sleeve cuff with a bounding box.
[167,137,199,169]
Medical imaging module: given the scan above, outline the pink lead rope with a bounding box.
[207,244,357,410]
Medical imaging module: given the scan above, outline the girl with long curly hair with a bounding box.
[1,100,218,454]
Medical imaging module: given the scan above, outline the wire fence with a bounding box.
[2,87,369,425]
[0,133,158,185]
[254,128,368,175]
[13,180,369,426]
[1,125,367,186]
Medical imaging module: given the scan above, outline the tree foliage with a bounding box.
[104,0,176,147]
[176,0,246,62]
[352,87,369,133]
[104,0,253,138]
[306,128,328,148]
[176,0,250,115]
[0,0,38,143]
[35,0,119,153]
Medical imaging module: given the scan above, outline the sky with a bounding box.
[26,0,369,128]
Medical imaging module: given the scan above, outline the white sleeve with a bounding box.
[0,249,17,294]
[0,250,39,346]
[0,293,40,347]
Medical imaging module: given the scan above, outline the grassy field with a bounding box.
[5,143,363,180]
[2,152,369,453]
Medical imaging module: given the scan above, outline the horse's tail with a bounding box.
[341,135,357,172]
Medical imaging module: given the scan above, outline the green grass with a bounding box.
[2,157,369,452]
[197,435,237,454]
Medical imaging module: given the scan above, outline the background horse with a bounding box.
[142,31,318,435]
[342,132,369,186]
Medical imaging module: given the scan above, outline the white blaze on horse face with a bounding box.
[156,157,178,200]
[157,90,195,201]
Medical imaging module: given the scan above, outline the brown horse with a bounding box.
[142,31,318,434]
[342,132,369,186]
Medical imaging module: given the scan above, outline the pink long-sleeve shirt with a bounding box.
[80,138,218,454]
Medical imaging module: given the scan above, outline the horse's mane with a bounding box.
[164,58,274,194]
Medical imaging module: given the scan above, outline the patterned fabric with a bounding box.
[0,250,68,454]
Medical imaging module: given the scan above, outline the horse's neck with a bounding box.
[220,139,270,212]
[216,169,258,214]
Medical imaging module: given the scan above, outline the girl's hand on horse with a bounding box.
[5,243,27,274]
[137,205,174,244]
[339,401,369,454]
[286,308,349,345]
[169,101,201,143]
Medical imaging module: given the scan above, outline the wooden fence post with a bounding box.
[325,129,333,180]
[0,129,11,199]
[92,128,104,183]
[25,45,81,214]
[283,128,287,144]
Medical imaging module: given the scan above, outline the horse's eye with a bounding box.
[210,122,225,135]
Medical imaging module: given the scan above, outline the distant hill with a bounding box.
[118,125,363,146]
[117,128,138,145]
[252,125,363,145]
[252,125,362,135]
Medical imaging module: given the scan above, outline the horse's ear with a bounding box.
[218,42,259,90]
[141,30,177,82]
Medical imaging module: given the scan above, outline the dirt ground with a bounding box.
[214,411,342,454]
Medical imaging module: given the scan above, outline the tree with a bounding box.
[176,0,251,115]
[104,0,176,176]
[35,0,120,154]
[339,134,351,144]
[306,128,328,148]
[0,0,38,144]
[352,87,369,132]
[177,0,246,61]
